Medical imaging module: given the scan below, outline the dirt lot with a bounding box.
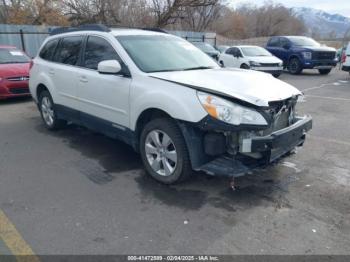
[0,68,350,256]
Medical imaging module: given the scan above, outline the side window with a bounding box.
[83,36,121,70]
[39,39,59,61]
[279,38,289,47]
[53,36,83,65]
[268,37,279,47]
[225,48,233,55]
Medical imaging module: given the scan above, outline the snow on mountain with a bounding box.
[291,7,350,38]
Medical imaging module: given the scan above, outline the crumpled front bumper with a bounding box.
[197,116,313,177]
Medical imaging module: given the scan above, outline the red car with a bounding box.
[0,45,31,99]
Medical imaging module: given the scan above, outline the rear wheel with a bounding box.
[140,118,192,184]
[240,64,250,69]
[39,90,66,130]
[319,69,332,75]
[288,58,303,74]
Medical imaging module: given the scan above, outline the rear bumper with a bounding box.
[196,116,313,177]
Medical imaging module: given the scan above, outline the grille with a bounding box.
[9,87,30,94]
[7,76,30,82]
[312,51,335,60]
[260,63,280,67]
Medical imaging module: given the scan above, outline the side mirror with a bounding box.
[98,60,122,74]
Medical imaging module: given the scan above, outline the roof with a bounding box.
[110,28,168,36]
[233,45,263,48]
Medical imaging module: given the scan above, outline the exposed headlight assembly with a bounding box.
[302,52,312,60]
[197,92,268,126]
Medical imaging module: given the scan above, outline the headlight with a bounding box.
[197,92,268,126]
[249,61,260,67]
[302,52,312,60]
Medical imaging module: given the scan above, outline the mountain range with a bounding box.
[291,7,350,39]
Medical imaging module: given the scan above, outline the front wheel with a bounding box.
[319,69,332,75]
[140,118,192,184]
[288,58,303,74]
[272,72,282,78]
[240,64,250,69]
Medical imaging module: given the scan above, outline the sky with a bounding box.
[228,0,350,17]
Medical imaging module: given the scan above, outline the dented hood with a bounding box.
[150,68,302,107]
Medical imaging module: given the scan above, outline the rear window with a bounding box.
[39,39,59,61]
[0,48,30,64]
[53,36,83,65]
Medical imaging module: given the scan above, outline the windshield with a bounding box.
[0,49,30,64]
[192,42,217,53]
[216,45,229,53]
[288,37,320,47]
[241,47,272,57]
[116,35,218,73]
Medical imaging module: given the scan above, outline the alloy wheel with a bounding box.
[145,130,177,177]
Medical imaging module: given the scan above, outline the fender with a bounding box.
[130,78,208,131]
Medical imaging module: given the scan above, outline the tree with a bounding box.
[0,0,68,25]
[150,0,219,28]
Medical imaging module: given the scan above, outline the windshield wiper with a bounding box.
[182,66,214,71]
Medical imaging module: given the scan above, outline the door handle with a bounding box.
[48,69,55,75]
[79,76,88,83]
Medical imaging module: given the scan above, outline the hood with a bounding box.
[0,63,30,78]
[150,68,301,107]
[296,46,336,52]
[246,56,282,63]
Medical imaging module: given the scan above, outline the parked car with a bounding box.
[0,45,31,100]
[342,42,350,74]
[215,45,230,53]
[266,36,337,75]
[29,25,312,185]
[337,47,345,62]
[219,45,283,78]
[192,42,220,61]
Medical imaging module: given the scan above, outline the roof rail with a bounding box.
[49,24,111,36]
[142,28,168,34]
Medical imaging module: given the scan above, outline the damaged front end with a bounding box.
[179,94,312,177]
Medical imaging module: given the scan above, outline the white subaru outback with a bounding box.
[29,25,312,184]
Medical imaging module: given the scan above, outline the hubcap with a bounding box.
[145,130,177,177]
[41,97,54,126]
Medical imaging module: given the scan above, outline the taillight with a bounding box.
[29,60,34,70]
[341,52,346,63]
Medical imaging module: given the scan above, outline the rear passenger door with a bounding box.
[50,35,83,112]
[77,35,131,130]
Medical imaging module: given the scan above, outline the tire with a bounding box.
[240,64,250,69]
[319,69,332,75]
[272,72,282,78]
[288,58,303,74]
[219,61,225,67]
[38,90,66,130]
[140,118,192,184]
